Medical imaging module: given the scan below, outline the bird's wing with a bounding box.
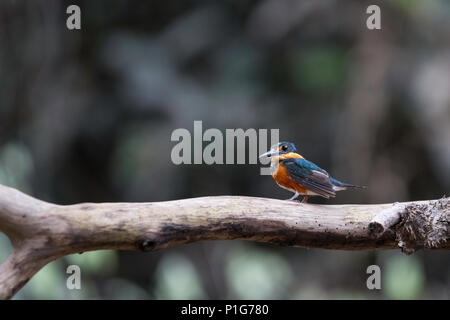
[282,158,336,198]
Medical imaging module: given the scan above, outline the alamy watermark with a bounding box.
[170,121,279,175]
[366,265,381,290]
[366,5,381,30]
[66,5,81,30]
[66,265,81,290]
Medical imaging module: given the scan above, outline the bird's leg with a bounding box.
[286,192,300,201]
[301,196,309,203]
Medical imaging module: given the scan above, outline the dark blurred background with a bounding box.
[0,0,449,299]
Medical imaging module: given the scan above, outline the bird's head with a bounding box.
[259,141,297,159]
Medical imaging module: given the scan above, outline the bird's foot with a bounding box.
[286,192,300,201]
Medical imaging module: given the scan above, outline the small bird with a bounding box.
[259,142,365,203]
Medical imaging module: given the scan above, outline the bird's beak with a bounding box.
[259,149,278,159]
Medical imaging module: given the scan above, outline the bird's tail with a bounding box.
[330,177,366,189]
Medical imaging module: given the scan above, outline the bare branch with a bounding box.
[368,202,405,238]
[0,184,448,299]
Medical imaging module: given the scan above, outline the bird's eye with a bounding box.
[281,145,288,151]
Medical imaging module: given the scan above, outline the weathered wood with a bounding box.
[368,202,405,238]
[0,184,448,299]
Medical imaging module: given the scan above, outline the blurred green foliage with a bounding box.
[65,250,119,275]
[384,255,425,299]
[0,142,33,193]
[0,232,12,262]
[16,260,65,300]
[225,246,293,299]
[153,253,206,299]
[290,45,348,93]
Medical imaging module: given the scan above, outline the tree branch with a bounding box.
[0,184,448,299]
[368,202,405,238]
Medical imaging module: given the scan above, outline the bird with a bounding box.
[259,141,365,203]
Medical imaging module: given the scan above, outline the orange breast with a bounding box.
[272,162,307,194]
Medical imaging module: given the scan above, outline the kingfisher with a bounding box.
[259,142,365,203]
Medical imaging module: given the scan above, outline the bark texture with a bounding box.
[0,184,448,299]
